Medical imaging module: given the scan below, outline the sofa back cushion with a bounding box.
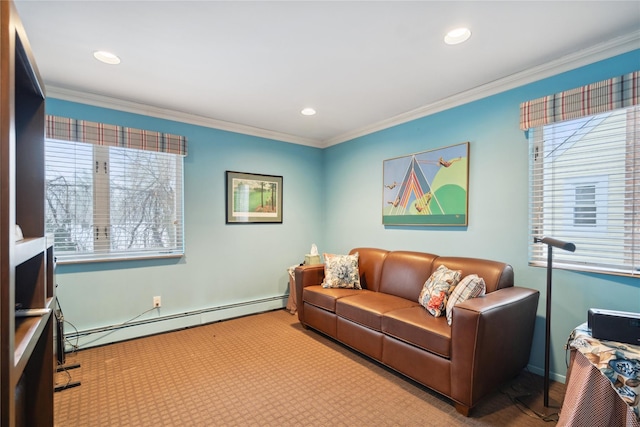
[349,248,389,292]
[378,251,438,301]
[433,256,513,293]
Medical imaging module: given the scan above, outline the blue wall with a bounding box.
[48,49,639,381]
[322,50,640,381]
[47,100,325,347]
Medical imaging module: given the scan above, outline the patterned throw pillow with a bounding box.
[418,265,462,317]
[321,252,361,289]
[445,274,486,326]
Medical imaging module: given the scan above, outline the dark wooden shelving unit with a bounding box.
[1,1,54,425]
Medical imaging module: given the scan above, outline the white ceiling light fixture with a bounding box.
[93,50,121,65]
[444,27,471,45]
[301,107,317,116]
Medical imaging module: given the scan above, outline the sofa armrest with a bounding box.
[450,286,540,409]
[294,265,325,325]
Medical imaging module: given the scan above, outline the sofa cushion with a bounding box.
[434,256,513,293]
[322,252,361,289]
[378,251,438,300]
[445,274,486,326]
[349,248,389,292]
[336,292,419,331]
[418,265,462,317]
[382,306,452,358]
[303,285,369,312]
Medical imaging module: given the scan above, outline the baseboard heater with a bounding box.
[65,295,287,341]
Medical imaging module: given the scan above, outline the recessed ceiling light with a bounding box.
[444,27,471,45]
[93,50,121,65]
[301,107,316,116]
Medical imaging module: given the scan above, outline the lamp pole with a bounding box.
[534,236,576,408]
[544,244,553,407]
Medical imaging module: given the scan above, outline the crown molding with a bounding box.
[46,31,638,150]
[45,86,324,148]
[321,31,640,148]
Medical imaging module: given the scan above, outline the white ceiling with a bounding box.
[14,1,640,147]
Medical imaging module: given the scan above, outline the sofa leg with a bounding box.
[454,403,470,417]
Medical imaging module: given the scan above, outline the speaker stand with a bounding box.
[55,362,81,392]
[515,393,562,420]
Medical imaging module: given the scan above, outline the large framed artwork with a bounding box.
[383,142,469,226]
[225,171,283,224]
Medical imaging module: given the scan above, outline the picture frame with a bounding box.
[382,142,469,226]
[225,171,283,224]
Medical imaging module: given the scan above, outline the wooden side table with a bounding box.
[285,266,298,314]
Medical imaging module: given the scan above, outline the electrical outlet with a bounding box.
[153,296,161,308]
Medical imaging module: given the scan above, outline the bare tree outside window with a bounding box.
[45,140,94,253]
[45,139,183,261]
[109,147,178,251]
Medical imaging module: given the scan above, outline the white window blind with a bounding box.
[527,104,639,276]
[45,116,186,263]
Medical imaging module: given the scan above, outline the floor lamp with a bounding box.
[534,236,575,408]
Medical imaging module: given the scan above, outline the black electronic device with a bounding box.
[55,308,65,365]
[54,296,81,392]
[588,308,640,346]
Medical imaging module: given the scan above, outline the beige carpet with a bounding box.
[54,309,565,426]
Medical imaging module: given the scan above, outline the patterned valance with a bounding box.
[519,71,639,130]
[46,115,188,156]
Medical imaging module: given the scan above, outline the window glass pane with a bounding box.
[109,147,181,253]
[45,140,184,262]
[528,105,639,276]
[45,139,94,254]
[574,185,596,226]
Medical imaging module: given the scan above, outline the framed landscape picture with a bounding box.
[225,171,283,224]
[382,142,469,226]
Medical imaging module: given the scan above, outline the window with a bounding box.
[563,177,608,231]
[527,105,639,276]
[573,184,596,227]
[45,116,186,263]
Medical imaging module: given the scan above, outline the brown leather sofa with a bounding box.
[295,247,539,416]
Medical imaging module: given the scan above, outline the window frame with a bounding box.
[45,127,185,264]
[527,106,638,277]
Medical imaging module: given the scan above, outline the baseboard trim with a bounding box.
[526,363,566,384]
[64,295,288,351]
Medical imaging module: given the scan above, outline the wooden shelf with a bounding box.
[1,1,53,425]
[13,304,52,381]
[15,237,46,266]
